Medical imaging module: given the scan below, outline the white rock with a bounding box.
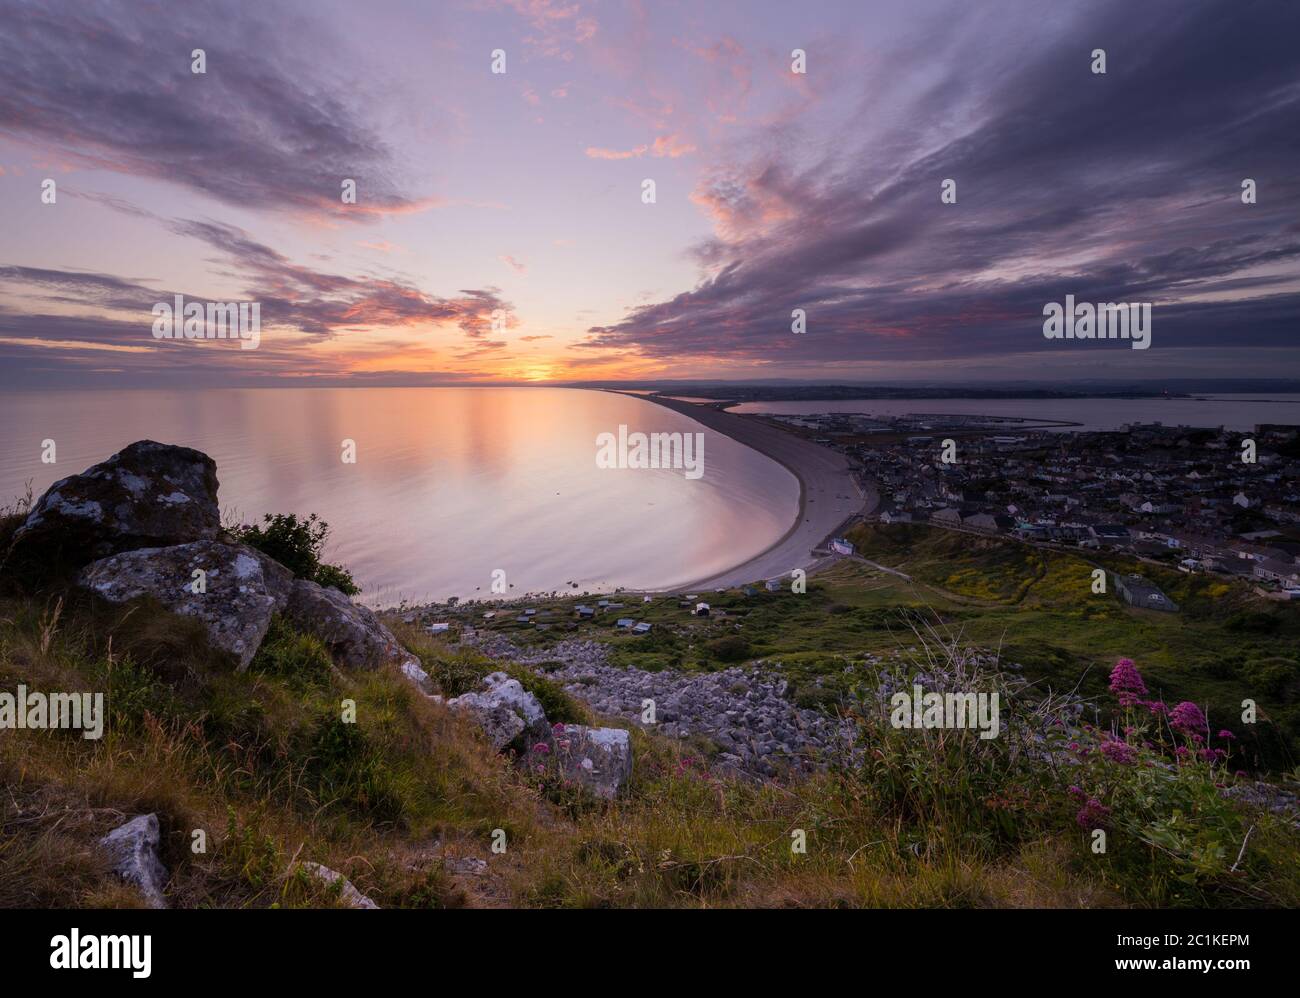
[99,813,168,909]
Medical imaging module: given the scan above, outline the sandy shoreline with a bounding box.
[612,392,875,591]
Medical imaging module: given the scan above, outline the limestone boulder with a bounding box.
[448,671,548,750]
[284,578,421,674]
[8,440,220,573]
[79,540,292,669]
[551,725,633,799]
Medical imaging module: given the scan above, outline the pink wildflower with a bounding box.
[1109,658,1147,705]
[1170,701,1208,738]
[1100,739,1137,765]
[1076,797,1112,829]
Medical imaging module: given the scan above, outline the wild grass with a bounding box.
[1,520,1297,907]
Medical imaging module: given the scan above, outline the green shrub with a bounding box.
[418,649,489,697]
[705,635,752,662]
[235,513,359,595]
[508,668,588,725]
[313,563,359,596]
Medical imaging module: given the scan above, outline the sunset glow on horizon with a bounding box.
[1,0,1298,388]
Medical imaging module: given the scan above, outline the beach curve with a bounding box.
[608,392,876,591]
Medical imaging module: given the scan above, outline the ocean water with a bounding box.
[728,394,1300,431]
[0,387,798,605]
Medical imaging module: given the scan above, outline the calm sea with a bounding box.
[0,387,797,605]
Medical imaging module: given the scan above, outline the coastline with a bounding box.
[609,391,875,591]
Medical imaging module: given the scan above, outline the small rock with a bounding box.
[99,813,168,909]
[444,856,488,877]
[298,862,379,909]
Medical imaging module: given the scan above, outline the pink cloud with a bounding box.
[499,0,598,58]
[651,133,695,158]
[585,133,694,160]
[585,144,647,160]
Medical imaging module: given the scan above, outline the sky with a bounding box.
[0,0,1297,388]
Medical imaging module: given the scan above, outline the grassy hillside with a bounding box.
[3,508,1299,909]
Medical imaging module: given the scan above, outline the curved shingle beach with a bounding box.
[616,393,874,590]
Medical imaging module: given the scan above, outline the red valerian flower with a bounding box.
[1108,658,1147,705]
[1100,739,1137,765]
[1170,701,1208,737]
[1076,797,1112,829]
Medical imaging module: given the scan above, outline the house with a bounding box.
[633,622,653,634]
[830,537,855,555]
[764,577,783,592]
[575,605,594,619]
[962,513,1001,534]
[694,602,711,617]
[1254,559,1300,586]
[1114,573,1179,612]
[425,622,450,634]
[931,507,963,527]
[1090,524,1131,543]
[615,618,636,629]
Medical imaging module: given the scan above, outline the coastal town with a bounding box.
[760,411,1300,600]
